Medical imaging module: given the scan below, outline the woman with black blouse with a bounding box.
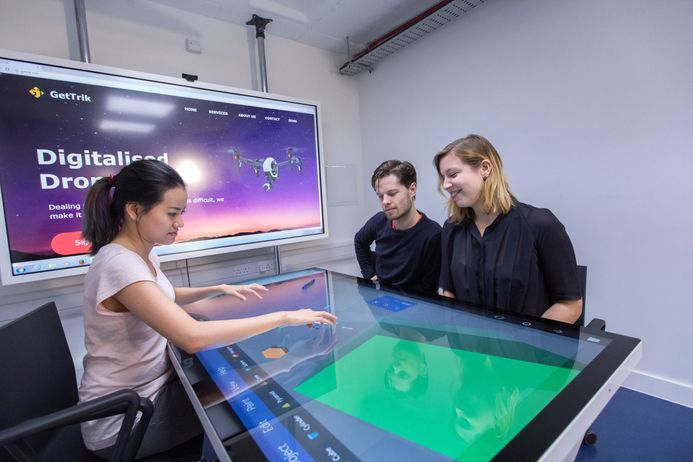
[434,134,582,324]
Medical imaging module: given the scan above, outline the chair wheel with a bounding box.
[582,429,598,445]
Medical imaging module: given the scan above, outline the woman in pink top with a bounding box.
[79,159,336,459]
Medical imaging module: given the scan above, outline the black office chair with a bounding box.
[0,302,153,462]
[576,265,605,331]
[576,265,606,446]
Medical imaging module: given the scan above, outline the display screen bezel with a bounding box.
[0,50,328,285]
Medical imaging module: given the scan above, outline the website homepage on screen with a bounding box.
[0,56,325,283]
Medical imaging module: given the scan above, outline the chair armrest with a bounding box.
[586,318,606,331]
[0,389,153,462]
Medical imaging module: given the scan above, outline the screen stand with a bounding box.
[273,246,282,275]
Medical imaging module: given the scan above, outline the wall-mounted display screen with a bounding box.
[0,51,327,285]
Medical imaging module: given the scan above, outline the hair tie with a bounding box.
[108,174,115,188]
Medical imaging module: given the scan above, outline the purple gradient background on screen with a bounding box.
[0,73,322,258]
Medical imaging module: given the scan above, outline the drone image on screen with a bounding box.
[230,147,303,191]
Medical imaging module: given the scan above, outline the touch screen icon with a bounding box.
[307,432,319,440]
[367,295,416,312]
[263,346,288,359]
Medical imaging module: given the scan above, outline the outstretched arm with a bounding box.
[174,283,268,305]
[115,281,336,354]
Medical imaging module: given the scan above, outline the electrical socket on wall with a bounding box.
[185,37,201,54]
[229,265,251,277]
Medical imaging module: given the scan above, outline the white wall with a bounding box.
[356,0,693,405]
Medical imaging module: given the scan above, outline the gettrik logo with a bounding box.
[29,86,44,99]
[49,90,92,102]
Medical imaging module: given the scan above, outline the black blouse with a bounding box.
[439,202,580,317]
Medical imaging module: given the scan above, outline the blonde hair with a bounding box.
[433,134,514,224]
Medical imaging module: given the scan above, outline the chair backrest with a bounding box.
[576,265,587,326]
[0,302,78,451]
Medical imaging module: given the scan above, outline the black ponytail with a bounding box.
[82,160,185,255]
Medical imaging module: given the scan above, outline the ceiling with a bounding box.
[148,0,445,56]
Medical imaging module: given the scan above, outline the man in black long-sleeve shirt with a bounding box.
[354,160,442,296]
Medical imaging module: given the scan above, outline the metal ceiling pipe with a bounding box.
[339,0,485,76]
[73,0,91,63]
[246,14,273,93]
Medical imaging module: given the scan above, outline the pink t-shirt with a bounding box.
[78,243,175,450]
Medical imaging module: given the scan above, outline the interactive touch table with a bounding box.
[168,268,641,462]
